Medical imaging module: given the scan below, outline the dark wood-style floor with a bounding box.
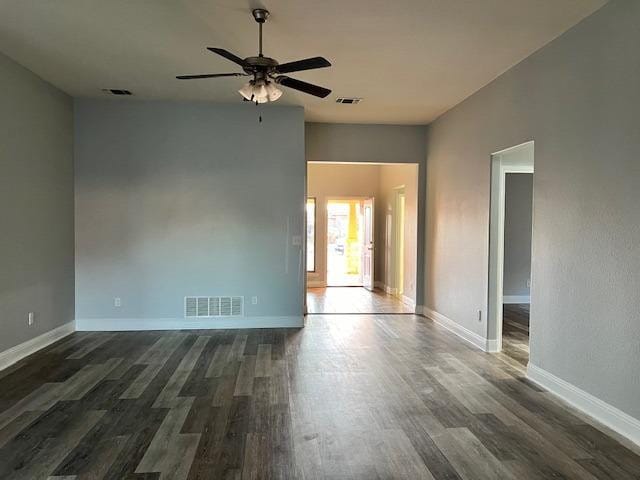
[502,303,530,367]
[307,287,415,314]
[1,314,639,479]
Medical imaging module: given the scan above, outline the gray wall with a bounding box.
[0,52,74,352]
[306,123,427,164]
[75,100,305,325]
[425,0,640,419]
[306,122,427,305]
[503,173,533,298]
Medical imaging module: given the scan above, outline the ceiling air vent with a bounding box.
[184,296,244,318]
[102,89,133,96]
[336,97,362,104]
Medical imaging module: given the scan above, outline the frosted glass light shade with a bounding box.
[238,82,254,101]
[266,82,283,101]
[238,80,283,103]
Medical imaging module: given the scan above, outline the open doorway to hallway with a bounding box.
[488,142,534,365]
[306,162,419,314]
[502,173,533,366]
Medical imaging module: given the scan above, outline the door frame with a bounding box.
[487,141,534,352]
[392,186,406,297]
[362,197,375,291]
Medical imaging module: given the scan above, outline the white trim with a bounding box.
[375,282,398,295]
[401,294,416,310]
[503,295,531,304]
[485,339,500,353]
[392,186,406,297]
[76,316,303,331]
[0,321,75,371]
[528,364,640,447]
[421,307,489,352]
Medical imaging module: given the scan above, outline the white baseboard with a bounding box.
[420,306,489,352]
[527,364,640,447]
[76,316,304,331]
[485,339,500,353]
[401,294,416,310]
[503,295,530,304]
[0,321,75,372]
[376,282,399,296]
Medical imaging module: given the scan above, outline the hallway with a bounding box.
[306,287,415,314]
[502,304,530,367]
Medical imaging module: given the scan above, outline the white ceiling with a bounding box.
[0,0,606,124]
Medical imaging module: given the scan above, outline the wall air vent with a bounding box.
[336,97,362,104]
[102,89,133,96]
[184,296,244,318]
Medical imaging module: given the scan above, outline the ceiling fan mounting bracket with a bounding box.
[252,9,269,24]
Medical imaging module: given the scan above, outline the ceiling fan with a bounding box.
[177,8,332,103]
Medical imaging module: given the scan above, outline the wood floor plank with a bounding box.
[135,396,200,480]
[0,315,639,479]
[5,410,105,480]
[431,427,517,480]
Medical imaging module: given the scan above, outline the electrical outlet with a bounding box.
[291,235,302,246]
[478,310,482,322]
[114,297,122,307]
[28,312,34,326]
[251,296,258,305]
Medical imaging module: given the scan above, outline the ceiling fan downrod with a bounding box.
[252,9,269,58]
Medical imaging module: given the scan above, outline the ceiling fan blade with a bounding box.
[207,48,248,67]
[176,73,248,80]
[275,76,331,98]
[275,56,331,74]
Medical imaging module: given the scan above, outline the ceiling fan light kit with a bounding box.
[177,8,332,103]
[238,79,283,103]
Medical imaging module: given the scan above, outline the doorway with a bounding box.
[394,188,406,298]
[326,198,371,287]
[488,142,534,363]
[305,162,419,314]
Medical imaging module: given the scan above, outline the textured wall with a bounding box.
[425,0,640,419]
[0,52,74,352]
[306,123,427,164]
[75,101,305,325]
[503,174,533,298]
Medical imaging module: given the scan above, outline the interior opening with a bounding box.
[305,162,419,314]
[488,141,534,364]
[501,173,533,366]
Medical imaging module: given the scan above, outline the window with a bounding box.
[306,198,316,272]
